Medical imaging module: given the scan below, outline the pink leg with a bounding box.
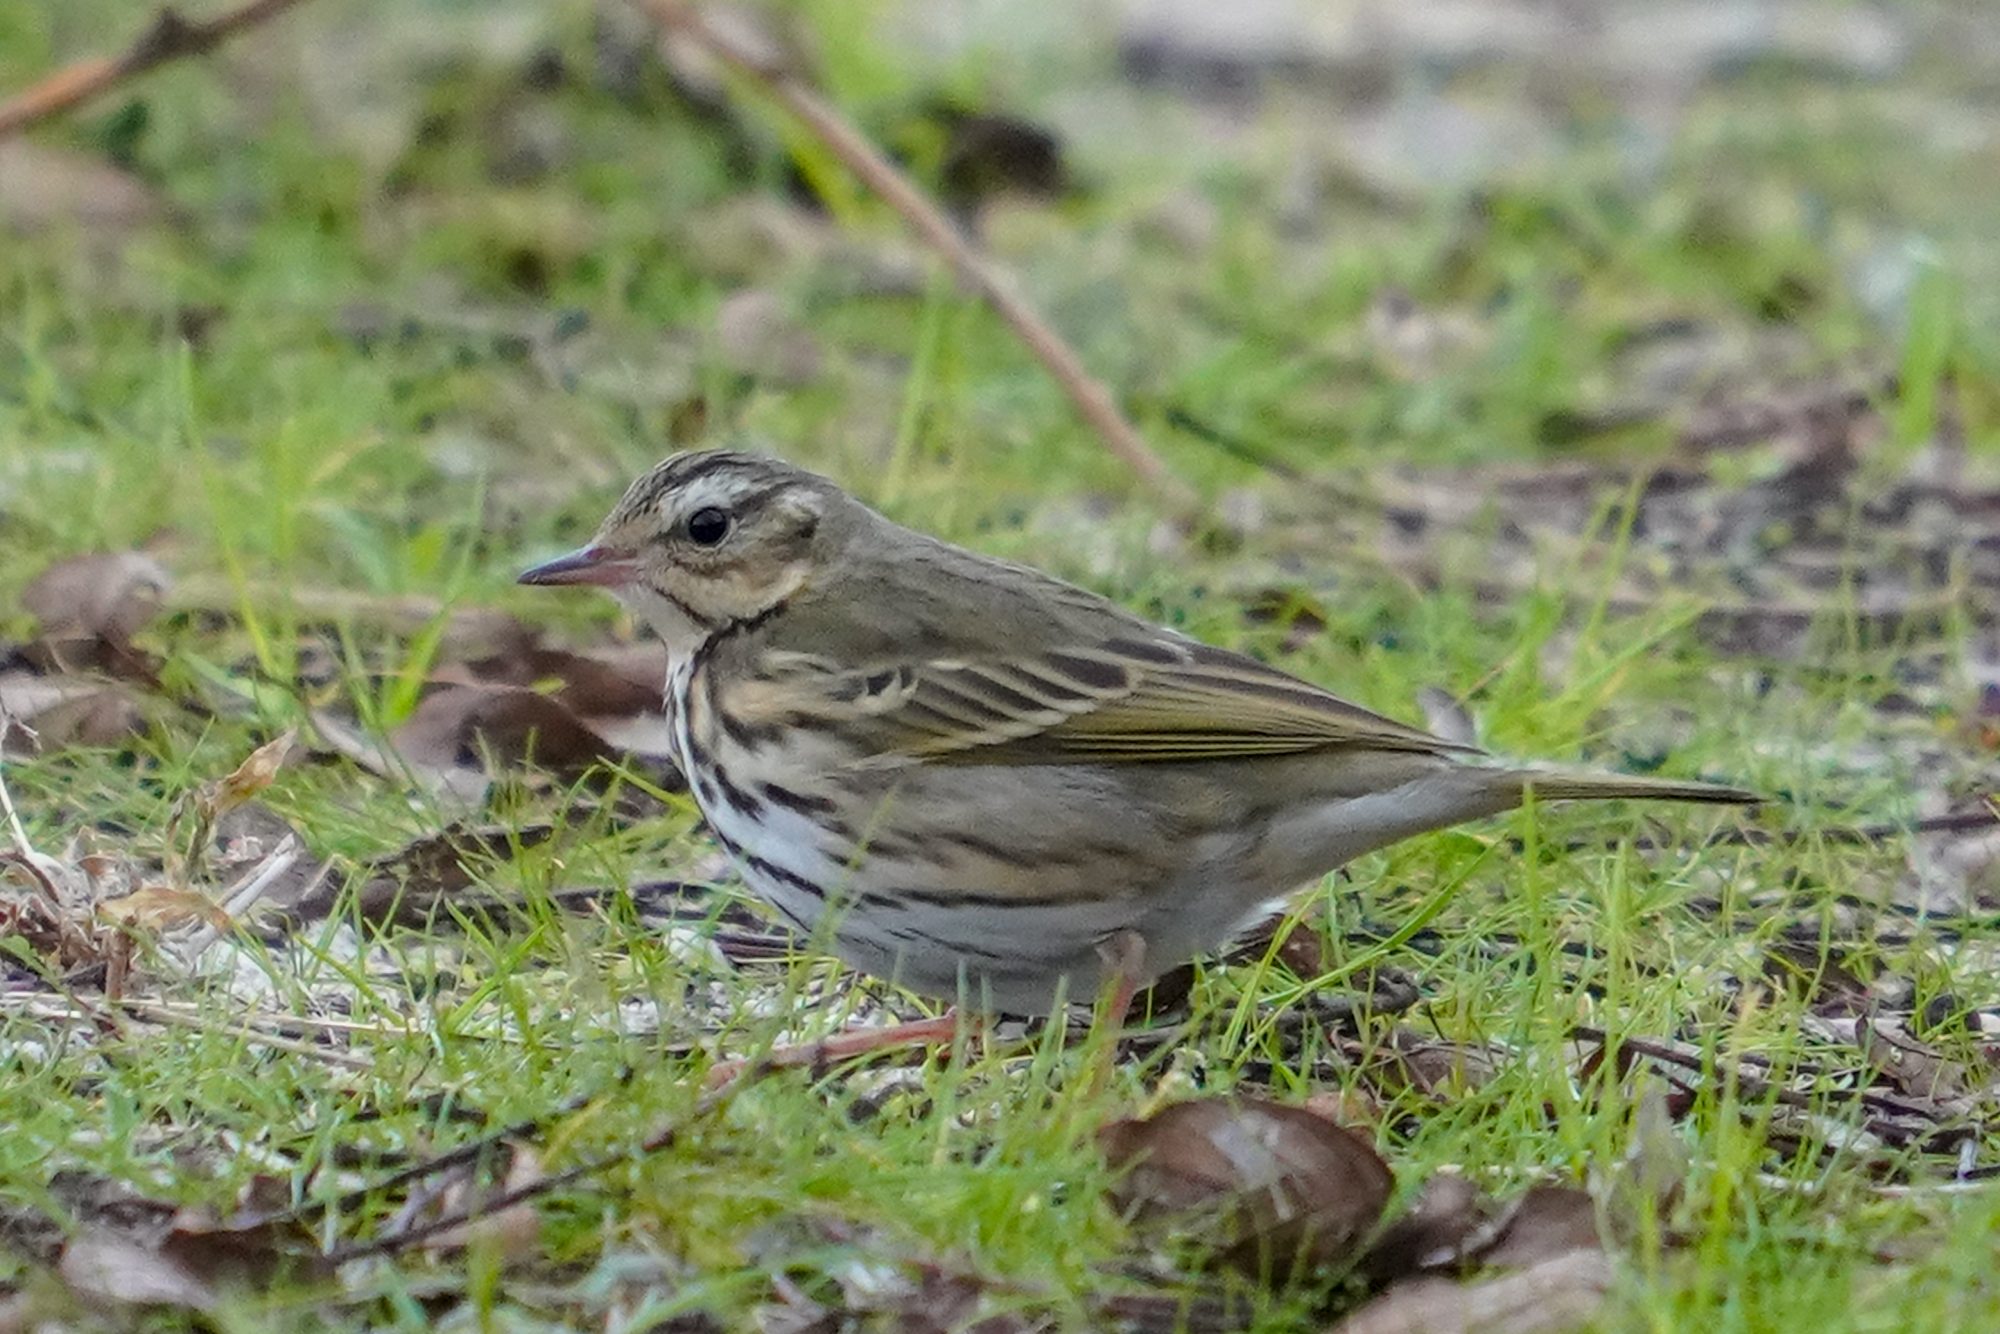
[1098,930,1149,1030]
[1090,931,1148,1087]
[704,1009,974,1090]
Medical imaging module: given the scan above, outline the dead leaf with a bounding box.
[1859,1017,1976,1103]
[0,672,147,754]
[421,1144,544,1259]
[1762,938,1872,1017]
[206,729,299,817]
[96,884,232,933]
[1357,1171,1496,1284]
[1099,1096,1393,1280]
[20,551,170,677]
[1330,1246,1613,1334]
[1474,1188,1602,1270]
[58,1231,216,1313]
[927,104,1069,209]
[1603,1081,1690,1238]
[0,144,167,238]
[397,683,619,774]
[714,287,824,385]
[288,822,555,926]
[459,641,668,720]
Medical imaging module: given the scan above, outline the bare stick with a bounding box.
[637,0,1194,507]
[0,0,314,139]
[0,734,67,908]
[325,1074,755,1262]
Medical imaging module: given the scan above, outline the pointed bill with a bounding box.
[517,545,638,588]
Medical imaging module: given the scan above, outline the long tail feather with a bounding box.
[1507,767,1760,806]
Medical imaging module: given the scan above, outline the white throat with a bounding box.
[617,584,712,661]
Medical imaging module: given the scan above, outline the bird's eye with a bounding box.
[685,507,731,546]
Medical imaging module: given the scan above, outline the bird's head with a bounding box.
[519,450,840,655]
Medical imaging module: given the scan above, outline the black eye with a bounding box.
[685,507,731,546]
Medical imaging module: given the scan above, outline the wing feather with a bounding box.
[742,636,1475,767]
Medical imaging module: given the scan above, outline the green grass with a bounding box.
[4,0,2000,1329]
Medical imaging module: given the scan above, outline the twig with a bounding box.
[637,0,1193,508]
[0,741,85,955]
[1573,1025,1960,1125]
[0,0,314,139]
[10,993,376,1071]
[325,1074,754,1262]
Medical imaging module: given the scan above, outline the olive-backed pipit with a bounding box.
[522,450,1754,1023]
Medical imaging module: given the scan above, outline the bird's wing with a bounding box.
[739,636,1477,766]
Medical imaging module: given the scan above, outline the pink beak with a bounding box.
[517,544,638,588]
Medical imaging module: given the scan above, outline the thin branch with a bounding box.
[0,0,315,140]
[637,0,1194,508]
[324,1075,753,1263]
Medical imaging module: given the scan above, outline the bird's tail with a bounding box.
[1505,766,1760,806]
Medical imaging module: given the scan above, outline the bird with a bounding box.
[520,449,1755,1034]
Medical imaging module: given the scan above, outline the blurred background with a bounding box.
[5,0,1996,523]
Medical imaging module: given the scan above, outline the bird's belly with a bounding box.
[672,672,1326,1013]
[679,737,1172,1010]
[702,783,1143,1011]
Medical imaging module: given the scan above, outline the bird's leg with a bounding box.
[1097,930,1149,1032]
[703,1008,976,1090]
[1087,930,1149,1087]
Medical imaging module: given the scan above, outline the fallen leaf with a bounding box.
[20,551,170,677]
[459,641,668,719]
[1357,1170,1496,1284]
[1859,1016,1975,1103]
[0,144,167,238]
[287,822,555,926]
[421,1144,544,1259]
[1603,1081,1690,1239]
[0,672,147,754]
[96,884,232,933]
[1099,1096,1393,1281]
[206,729,299,817]
[926,104,1069,209]
[714,287,824,385]
[1330,1246,1613,1334]
[1474,1187,1602,1270]
[58,1231,216,1313]
[392,683,614,776]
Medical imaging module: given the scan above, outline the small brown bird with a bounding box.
[522,450,1754,1023]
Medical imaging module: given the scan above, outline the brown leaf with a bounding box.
[58,1231,216,1313]
[393,684,613,775]
[930,105,1069,207]
[460,641,668,719]
[1099,1096,1392,1280]
[312,677,631,809]
[1859,1017,1975,1103]
[421,1145,544,1259]
[156,1207,330,1292]
[206,730,299,817]
[288,822,555,926]
[0,672,147,754]
[0,144,168,238]
[714,288,824,385]
[1357,1171,1497,1284]
[20,551,170,677]
[96,884,232,933]
[1330,1247,1613,1334]
[1762,938,1871,1018]
[1603,1081,1689,1238]
[1368,1027,1508,1099]
[1473,1187,1602,1270]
